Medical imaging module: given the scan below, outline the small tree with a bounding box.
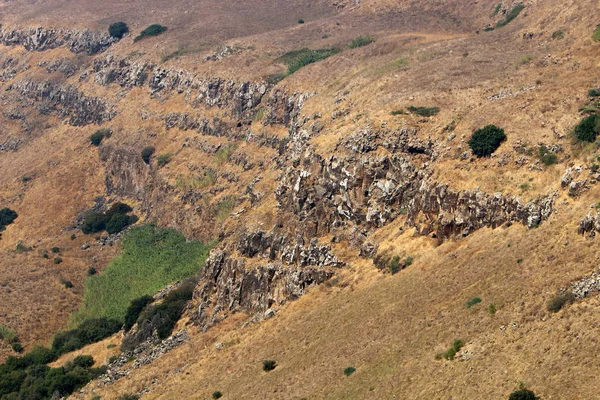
[141,146,155,164]
[574,114,600,142]
[508,389,538,400]
[468,125,506,157]
[262,360,277,372]
[109,22,129,39]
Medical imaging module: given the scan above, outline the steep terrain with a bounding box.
[1,0,600,398]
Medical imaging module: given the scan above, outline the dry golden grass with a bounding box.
[1,0,600,397]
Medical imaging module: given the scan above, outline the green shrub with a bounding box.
[52,318,121,356]
[281,48,340,75]
[468,125,506,157]
[466,297,482,308]
[490,3,501,17]
[0,208,18,230]
[51,247,60,253]
[87,267,97,276]
[348,35,376,49]
[11,343,23,353]
[589,89,600,97]
[489,303,497,315]
[141,146,155,164]
[123,295,154,332]
[134,24,167,42]
[89,128,111,146]
[389,255,401,275]
[53,257,63,265]
[108,22,129,39]
[404,256,413,267]
[540,151,558,166]
[343,366,356,376]
[390,109,406,115]
[60,279,73,289]
[496,4,525,28]
[212,392,223,399]
[574,114,600,142]
[547,291,575,312]
[0,326,17,343]
[593,25,600,42]
[551,30,564,39]
[440,339,465,361]
[508,389,538,400]
[72,225,213,325]
[406,106,440,116]
[156,153,172,167]
[297,19,304,24]
[262,360,277,372]
[81,202,136,235]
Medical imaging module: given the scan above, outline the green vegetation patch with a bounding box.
[134,24,167,42]
[547,291,575,313]
[496,3,525,28]
[343,366,356,376]
[71,225,214,325]
[574,114,600,143]
[279,48,340,75]
[108,22,129,39]
[509,388,539,400]
[436,339,465,361]
[262,360,277,372]
[466,297,482,308]
[468,124,506,157]
[0,207,18,231]
[593,25,600,42]
[89,128,111,146]
[81,202,138,235]
[348,35,376,49]
[407,106,440,117]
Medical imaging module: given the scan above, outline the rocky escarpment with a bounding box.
[91,54,309,122]
[0,27,115,55]
[193,248,336,331]
[10,80,115,125]
[275,150,554,242]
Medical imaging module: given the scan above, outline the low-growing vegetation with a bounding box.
[279,48,340,75]
[141,146,155,164]
[508,388,539,400]
[108,22,129,39]
[72,225,213,325]
[547,291,576,312]
[262,360,277,372]
[589,88,600,97]
[574,114,600,142]
[0,207,18,231]
[348,35,375,49]
[551,30,565,40]
[593,24,600,42]
[538,145,558,166]
[156,153,172,167]
[123,295,154,332]
[81,202,138,235]
[134,24,167,42]
[212,392,223,399]
[496,3,525,28]
[407,106,440,117]
[343,366,356,376]
[466,297,482,308]
[89,128,111,146]
[468,125,506,157]
[121,278,196,351]
[436,339,465,361]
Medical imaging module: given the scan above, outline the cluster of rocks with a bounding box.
[570,269,600,299]
[98,330,189,386]
[92,54,274,119]
[0,26,115,55]
[0,56,28,82]
[275,151,554,242]
[561,166,598,197]
[338,126,435,157]
[203,45,241,62]
[10,79,114,125]
[165,112,285,150]
[578,211,600,237]
[40,58,80,77]
[99,144,157,201]
[237,231,344,267]
[193,249,334,331]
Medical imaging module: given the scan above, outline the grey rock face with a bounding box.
[193,249,334,331]
[275,152,554,242]
[11,80,114,126]
[0,26,115,55]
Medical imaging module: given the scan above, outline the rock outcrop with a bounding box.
[0,27,115,55]
[11,80,114,125]
[193,249,335,330]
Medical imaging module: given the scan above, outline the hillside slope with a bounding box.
[0,0,600,398]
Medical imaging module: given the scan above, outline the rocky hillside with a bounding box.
[1,0,600,398]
